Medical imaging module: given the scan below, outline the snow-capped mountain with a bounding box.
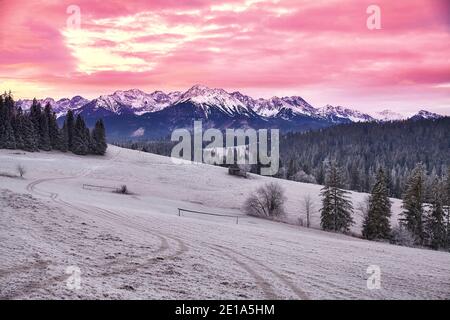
[90,89,181,116]
[319,105,375,123]
[409,109,443,121]
[15,85,444,139]
[175,84,256,118]
[16,96,89,118]
[371,109,405,122]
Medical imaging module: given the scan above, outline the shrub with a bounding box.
[17,164,26,178]
[114,185,130,195]
[390,225,415,247]
[244,182,286,219]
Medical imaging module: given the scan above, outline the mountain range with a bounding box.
[15,85,444,139]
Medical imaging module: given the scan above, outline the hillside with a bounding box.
[1,146,449,299]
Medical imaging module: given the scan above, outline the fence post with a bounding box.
[236,216,239,225]
[178,208,181,216]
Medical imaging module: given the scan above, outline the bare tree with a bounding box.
[302,194,315,228]
[17,164,26,178]
[356,196,370,220]
[244,182,286,219]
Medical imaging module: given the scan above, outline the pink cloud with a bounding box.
[0,0,449,114]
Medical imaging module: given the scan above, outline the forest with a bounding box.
[0,93,107,155]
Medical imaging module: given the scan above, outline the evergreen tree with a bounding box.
[45,103,60,149]
[65,109,75,151]
[90,119,107,155]
[29,99,42,138]
[362,168,392,240]
[425,179,447,250]
[21,114,38,151]
[401,163,426,245]
[59,122,69,152]
[0,93,17,149]
[445,167,450,250]
[12,107,25,150]
[0,95,5,148]
[72,115,89,155]
[320,161,354,233]
[38,112,51,151]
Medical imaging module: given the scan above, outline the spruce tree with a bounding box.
[91,119,107,155]
[0,95,7,148]
[22,114,38,151]
[59,122,69,152]
[425,179,447,250]
[72,115,89,155]
[445,167,450,250]
[0,93,16,149]
[320,161,354,233]
[45,103,60,149]
[362,168,392,240]
[65,109,75,151]
[12,107,25,150]
[29,99,42,138]
[38,112,51,151]
[401,163,426,245]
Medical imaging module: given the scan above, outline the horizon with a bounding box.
[1,0,449,115]
[6,84,445,117]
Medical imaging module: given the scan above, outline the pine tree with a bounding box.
[90,119,107,155]
[45,103,60,149]
[21,114,38,151]
[59,122,69,152]
[72,115,89,155]
[425,179,447,250]
[362,168,392,240]
[445,167,450,250]
[401,163,426,245]
[38,112,51,151]
[0,94,6,149]
[12,107,25,150]
[65,109,75,151]
[320,161,354,233]
[29,99,42,138]
[0,93,17,149]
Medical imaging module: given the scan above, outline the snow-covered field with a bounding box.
[0,146,449,299]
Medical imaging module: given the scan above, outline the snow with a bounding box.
[1,146,449,300]
[371,109,406,122]
[319,105,375,123]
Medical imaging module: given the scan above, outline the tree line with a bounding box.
[319,161,450,251]
[279,117,450,198]
[0,93,107,155]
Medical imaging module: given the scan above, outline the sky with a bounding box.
[0,0,449,115]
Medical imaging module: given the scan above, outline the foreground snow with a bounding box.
[0,146,449,299]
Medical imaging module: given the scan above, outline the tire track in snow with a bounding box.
[86,206,189,277]
[140,214,310,300]
[206,245,277,299]
[213,244,310,300]
[135,215,291,299]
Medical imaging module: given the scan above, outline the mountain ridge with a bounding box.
[14,85,445,139]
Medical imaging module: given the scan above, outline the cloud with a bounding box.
[0,0,449,113]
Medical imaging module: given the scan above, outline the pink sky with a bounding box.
[0,0,449,115]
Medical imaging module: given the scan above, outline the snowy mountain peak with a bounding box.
[320,105,375,122]
[410,109,443,120]
[178,85,251,117]
[372,109,405,122]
